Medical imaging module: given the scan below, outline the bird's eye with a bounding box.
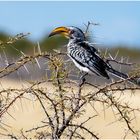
[70,30,75,34]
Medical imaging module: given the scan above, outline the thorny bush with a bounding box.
[0,24,140,139]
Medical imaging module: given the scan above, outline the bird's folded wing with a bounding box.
[70,46,109,78]
[77,41,98,53]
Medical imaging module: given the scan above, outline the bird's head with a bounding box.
[48,26,86,41]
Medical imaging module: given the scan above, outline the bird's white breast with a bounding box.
[68,54,93,74]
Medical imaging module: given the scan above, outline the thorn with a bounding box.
[35,58,41,69]
[114,50,119,60]
[20,51,26,57]
[23,65,30,74]
[109,53,114,60]
[37,42,42,55]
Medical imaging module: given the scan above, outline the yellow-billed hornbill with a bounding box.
[49,26,140,86]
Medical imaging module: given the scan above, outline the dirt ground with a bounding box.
[0,79,140,139]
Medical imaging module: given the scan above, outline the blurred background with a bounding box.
[0,1,140,81]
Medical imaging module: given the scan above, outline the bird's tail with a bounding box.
[106,67,140,86]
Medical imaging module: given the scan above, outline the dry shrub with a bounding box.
[0,24,140,139]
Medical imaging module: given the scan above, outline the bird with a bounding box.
[48,26,140,86]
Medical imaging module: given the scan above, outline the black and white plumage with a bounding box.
[67,39,110,79]
[49,26,140,86]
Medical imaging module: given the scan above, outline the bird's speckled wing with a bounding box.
[77,41,98,53]
[68,43,109,79]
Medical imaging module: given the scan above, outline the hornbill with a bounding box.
[49,26,140,86]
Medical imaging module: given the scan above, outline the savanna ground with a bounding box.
[0,78,140,139]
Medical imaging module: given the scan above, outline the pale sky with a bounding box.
[0,1,140,47]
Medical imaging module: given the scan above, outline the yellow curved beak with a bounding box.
[48,27,70,38]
